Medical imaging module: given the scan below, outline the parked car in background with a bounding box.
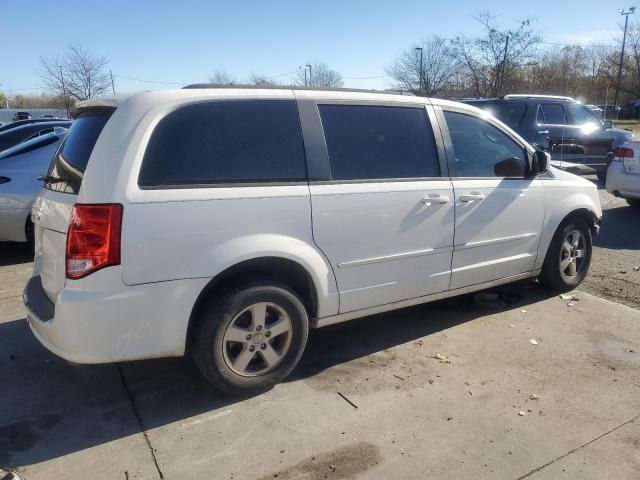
[13,111,32,121]
[42,114,55,119]
[0,117,68,134]
[24,88,601,394]
[0,128,67,243]
[619,102,639,120]
[0,120,72,152]
[463,95,633,180]
[598,105,621,119]
[606,142,640,208]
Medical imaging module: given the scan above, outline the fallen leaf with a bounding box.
[508,323,515,328]
[518,411,526,416]
[529,339,538,345]
[521,309,527,313]
[434,353,451,363]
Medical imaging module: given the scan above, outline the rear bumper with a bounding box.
[24,269,208,364]
[606,162,640,199]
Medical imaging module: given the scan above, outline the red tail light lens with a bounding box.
[66,204,123,279]
[614,147,634,158]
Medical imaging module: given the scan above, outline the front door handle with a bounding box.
[460,193,486,202]
[538,130,549,135]
[421,195,450,205]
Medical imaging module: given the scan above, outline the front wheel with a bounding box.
[540,217,593,291]
[192,280,309,395]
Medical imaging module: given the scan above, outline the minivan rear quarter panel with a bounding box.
[104,91,340,318]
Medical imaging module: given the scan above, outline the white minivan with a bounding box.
[24,87,601,394]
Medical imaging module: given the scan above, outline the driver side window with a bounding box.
[444,111,527,178]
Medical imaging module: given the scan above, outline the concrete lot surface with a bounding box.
[1,238,639,479]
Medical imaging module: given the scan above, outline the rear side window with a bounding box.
[138,100,307,187]
[539,104,567,125]
[318,104,439,180]
[471,102,526,128]
[46,108,114,194]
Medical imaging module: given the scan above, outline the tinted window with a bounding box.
[45,108,113,194]
[469,102,526,128]
[567,104,600,125]
[539,104,567,125]
[319,105,439,180]
[0,133,61,161]
[139,100,306,187]
[444,111,526,178]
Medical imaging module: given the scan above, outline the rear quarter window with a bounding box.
[45,108,114,194]
[138,100,307,187]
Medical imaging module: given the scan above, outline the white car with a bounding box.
[0,129,67,243]
[606,143,640,208]
[24,88,602,394]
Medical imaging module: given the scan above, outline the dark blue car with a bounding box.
[463,95,633,180]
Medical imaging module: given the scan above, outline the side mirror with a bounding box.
[603,120,613,129]
[531,150,549,175]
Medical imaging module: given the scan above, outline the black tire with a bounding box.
[25,217,35,250]
[627,198,640,208]
[192,279,309,395]
[540,216,593,292]
[596,172,606,183]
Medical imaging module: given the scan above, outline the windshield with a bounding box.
[469,102,527,128]
[45,107,114,194]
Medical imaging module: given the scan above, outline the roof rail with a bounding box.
[182,84,416,96]
[502,94,575,102]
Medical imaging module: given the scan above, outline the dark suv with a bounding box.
[463,95,633,179]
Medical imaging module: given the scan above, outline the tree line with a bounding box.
[5,12,639,109]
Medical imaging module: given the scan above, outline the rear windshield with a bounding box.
[468,102,527,128]
[45,108,114,194]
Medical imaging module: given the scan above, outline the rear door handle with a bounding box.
[459,193,486,202]
[421,195,449,205]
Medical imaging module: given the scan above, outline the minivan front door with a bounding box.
[306,102,454,314]
[441,109,545,289]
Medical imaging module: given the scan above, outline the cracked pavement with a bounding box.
[1,176,639,479]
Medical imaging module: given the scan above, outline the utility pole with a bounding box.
[110,69,116,95]
[306,64,312,87]
[415,47,423,95]
[59,65,70,119]
[614,7,636,109]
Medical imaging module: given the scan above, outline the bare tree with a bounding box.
[386,36,457,96]
[247,72,278,86]
[451,13,541,97]
[39,44,111,101]
[208,69,236,85]
[294,61,343,88]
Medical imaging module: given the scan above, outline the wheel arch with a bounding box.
[535,203,600,271]
[186,255,330,352]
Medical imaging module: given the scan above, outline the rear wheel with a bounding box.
[627,198,640,208]
[192,280,309,395]
[540,217,592,291]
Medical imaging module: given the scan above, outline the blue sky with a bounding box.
[3,0,628,95]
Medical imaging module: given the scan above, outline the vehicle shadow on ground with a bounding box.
[0,281,557,469]
[595,205,640,250]
[0,242,32,267]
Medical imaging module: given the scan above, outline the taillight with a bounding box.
[614,147,634,159]
[66,204,123,279]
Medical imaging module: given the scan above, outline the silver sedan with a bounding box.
[0,129,67,243]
